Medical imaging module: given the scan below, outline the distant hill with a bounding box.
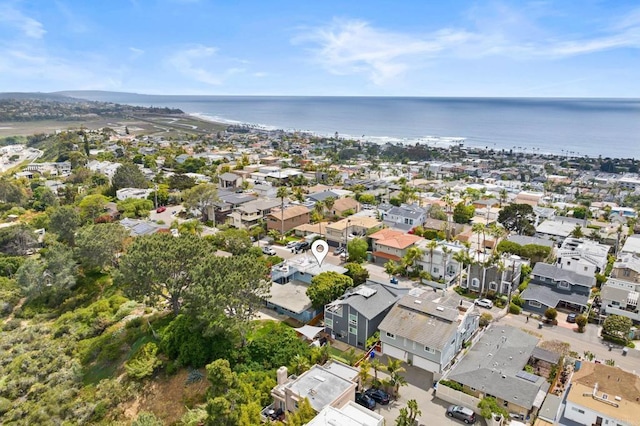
[55,90,160,103]
[0,92,82,102]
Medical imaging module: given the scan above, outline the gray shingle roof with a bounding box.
[219,172,240,181]
[532,263,596,287]
[507,235,554,248]
[448,325,549,409]
[332,281,409,320]
[520,283,589,308]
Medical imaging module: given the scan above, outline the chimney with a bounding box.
[277,366,288,385]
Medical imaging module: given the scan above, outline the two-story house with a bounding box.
[557,237,610,276]
[268,361,358,419]
[520,262,594,315]
[443,325,550,420]
[462,254,526,297]
[378,288,478,379]
[610,252,640,283]
[324,217,382,248]
[228,198,281,229]
[324,281,409,349]
[381,204,428,232]
[267,205,311,234]
[369,229,424,265]
[210,191,256,224]
[600,277,640,323]
[414,241,470,288]
[536,216,587,246]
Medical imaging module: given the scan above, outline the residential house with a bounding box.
[536,216,587,245]
[610,252,640,283]
[324,217,382,248]
[369,229,424,265]
[557,237,610,276]
[324,281,409,349]
[415,241,470,288]
[119,218,169,237]
[228,198,281,229]
[381,204,428,232]
[268,361,358,419]
[520,262,594,315]
[268,257,348,323]
[210,191,257,224]
[620,235,640,256]
[443,325,550,420]
[307,190,343,204]
[115,187,153,201]
[330,197,361,217]
[267,205,310,234]
[463,254,526,297]
[600,277,640,323]
[563,362,640,426]
[514,191,545,206]
[306,402,384,426]
[378,288,478,378]
[218,172,242,190]
[252,183,278,198]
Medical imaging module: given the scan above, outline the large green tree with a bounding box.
[49,205,81,246]
[208,228,253,255]
[347,237,368,263]
[344,262,370,285]
[78,194,110,223]
[111,162,148,191]
[306,271,354,309]
[75,223,129,270]
[117,233,208,314]
[602,315,633,341]
[498,203,536,236]
[187,254,270,334]
[453,201,475,224]
[182,183,219,222]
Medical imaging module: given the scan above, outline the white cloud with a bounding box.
[168,45,223,85]
[0,4,46,39]
[297,8,640,85]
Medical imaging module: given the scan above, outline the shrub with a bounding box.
[576,315,588,332]
[544,308,558,321]
[511,294,525,307]
[479,312,493,328]
[509,303,521,315]
[627,341,636,349]
[125,342,162,380]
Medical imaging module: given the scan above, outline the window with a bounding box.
[433,267,439,274]
[349,326,357,335]
[571,407,585,414]
[584,266,588,272]
[471,278,480,288]
[503,400,508,407]
[425,346,435,353]
[529,300,542,308]
[489,282,498,291]
[624,269,631,277]
[349,313,358,326]
[558,281,570,289]
[386,332,395,339]
[324,318,333,328]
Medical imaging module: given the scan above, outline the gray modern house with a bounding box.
[520,262,595,315]
[378,288,478,379]
[324,281,409,349]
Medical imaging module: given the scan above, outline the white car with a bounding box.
[286,241,299,249]
[262,246,277,256]
[474,298,493,309]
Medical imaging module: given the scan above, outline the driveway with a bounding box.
[148,204,185,223]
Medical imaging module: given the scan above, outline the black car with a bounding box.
[355,392,376,410]
[365,388,390,405]
[446,405,476,424]
[292,241,311,253]
[567,312,577,323]
[334,246,346,255]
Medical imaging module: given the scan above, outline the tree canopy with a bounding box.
[602,315,633,341]
[75,223,129,271]
[453,201,475,224]
[497,203,536,236]
[306,271,354,309]
[111,162,148,191]
[347,237,368,263]
[182,183,219,222]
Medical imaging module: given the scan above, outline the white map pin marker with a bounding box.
[311,240,329,267]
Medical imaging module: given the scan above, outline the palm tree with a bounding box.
[571,225,584,238]
[324,196,336,217]
[370,358,385,385]
[358,360,371,389]
[407,399,422,424]
[472,223,486,255]
[487,223,506,254]
[290,354,310,375]
[453,249,471,289]
[426,240,438,277]
[386,358,407,398]
[499,188,508,207]
[276,186,289,238]
[402,246,424,276]
[441,246,451,283]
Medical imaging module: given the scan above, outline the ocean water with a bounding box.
[71,93,640,159]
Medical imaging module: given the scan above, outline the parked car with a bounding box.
[286,241,300,249]
[355,392,376,410]
[365,388,390,405]
[334,246,346,255]
[567,312,577,323]
[292,241,311,253]
[474,298,493,309]
[446,405,476,424]
[156,206,166,213]
[390,277,399,284]
[262,246,276,256]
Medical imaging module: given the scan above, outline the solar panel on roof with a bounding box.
[516,371,539,382]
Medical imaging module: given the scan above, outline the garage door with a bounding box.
[382,343,407,361]
[412,355,441,373]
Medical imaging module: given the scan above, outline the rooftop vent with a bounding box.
[436,306,445,311]
[602,394,608,400]
[414,300,422,304]
[314,376,326,382]
[615,396,622,401]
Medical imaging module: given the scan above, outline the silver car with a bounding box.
[474,298,493,309]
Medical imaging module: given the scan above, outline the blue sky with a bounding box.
[1,0,639,97]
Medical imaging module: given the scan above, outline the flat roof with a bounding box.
[269,280,312,314]
[306,401,384,426]
[286,365,355,412]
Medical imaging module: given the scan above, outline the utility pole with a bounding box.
[154,184,158,209]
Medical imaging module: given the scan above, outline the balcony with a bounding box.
[260,403,285,423]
